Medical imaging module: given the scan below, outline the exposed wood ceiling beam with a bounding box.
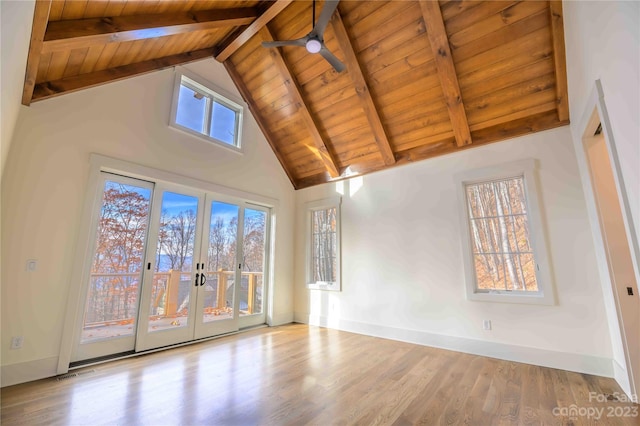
[31,48,213,102]
[392,110,566,165]
[420,0,472,147]
[331,10,396,166]
[397,111,566,163]
[549,1,570,122]
[261,26,340,178]
[224,60,297,188]
[22,0,52,106]
[394,138,457,165]
[468,102,559,132]
[42,8,257,54]
[300,109,565,189]
[215,0,293,62]
[471,109,566,145]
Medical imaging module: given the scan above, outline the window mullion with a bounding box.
[171,71,243,150]
[204,96,213,136]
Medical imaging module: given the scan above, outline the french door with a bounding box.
[72,173,269,362]
[195,200,270,338]
[134,184,206,351]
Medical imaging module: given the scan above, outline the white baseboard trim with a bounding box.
[1,357,59,387]
[269,312,294,327]
[293,312,613,378]
[1,319,617,390]
[612,358,634,399]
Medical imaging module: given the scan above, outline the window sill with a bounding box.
[468,290,554,305]
[169,124,243,154]
[307,282,341,292]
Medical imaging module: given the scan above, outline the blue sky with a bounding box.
[176,85,236,145]
[176,85,206,133]
[104,184,252,228]
[209,102,235,144]
[210,200,239,224]
[161,193,240,226]
[161,192,198,217]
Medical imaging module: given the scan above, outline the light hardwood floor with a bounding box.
[1,324,637,425]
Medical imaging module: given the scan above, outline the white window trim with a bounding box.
[306,196,342,291]
[455,159,555,305]
[169,67,244,153]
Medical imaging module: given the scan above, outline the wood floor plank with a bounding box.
[463,357,502,425]
[1,324,637,426]
[440,355,488,424]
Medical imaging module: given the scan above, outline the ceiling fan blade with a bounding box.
[319,46,345,73]
[310,0,340,39]
[262,37,307,49]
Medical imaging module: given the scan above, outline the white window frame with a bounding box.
[169,68,244,152]
[456,159,555,305]
[306,196,342,291]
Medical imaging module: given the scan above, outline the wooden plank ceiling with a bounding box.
[22,0,570,189]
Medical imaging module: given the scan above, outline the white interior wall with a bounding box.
[0,3,36,382]
[0,0,34,181]
[564,1,639,240]
[1,59,296,386]
[294,127,615,376]
[563,0,640,396]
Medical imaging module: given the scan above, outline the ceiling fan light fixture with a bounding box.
[262,0,344,72]
[306,39,322,54]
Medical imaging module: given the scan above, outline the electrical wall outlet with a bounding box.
[10,336,24,349]
[482,320,492,331]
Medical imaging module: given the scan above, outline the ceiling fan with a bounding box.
[262,0,345,73]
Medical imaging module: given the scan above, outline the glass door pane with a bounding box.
[194,199,241,339]
[240,207,268,323]
[73,174,153,362]
[147,192,199,332]
[202,201,239,323]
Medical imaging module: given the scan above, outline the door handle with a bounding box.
[195,273,200,287]
[200,273,207,287]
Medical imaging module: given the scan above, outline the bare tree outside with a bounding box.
[82,181,152,342]
[242,211,266,272]
[241,209,267,315]
[207,216,227,272]
[465,176,538,292]
[202,203,268,319]
[312,207,337,283]
[225,216,238,270]
[84,191,270,338]
[147,193,199,327]
[203,202,239,320]
[160,209,197,271]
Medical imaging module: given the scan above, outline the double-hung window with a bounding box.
[306,197,341,291]
[170,69,243,151]
[456,159,554,304]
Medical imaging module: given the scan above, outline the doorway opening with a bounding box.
[58,156,274,372]
[581,88,639,399]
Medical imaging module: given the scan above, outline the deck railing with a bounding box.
[84,270,263,328]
